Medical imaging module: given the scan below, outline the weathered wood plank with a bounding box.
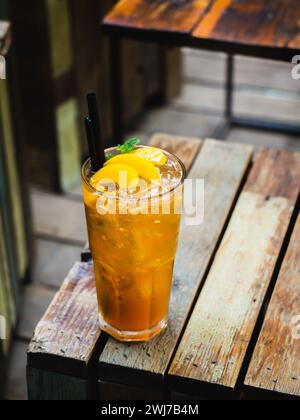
[98,139,253,397]
[149,132,202,169]
[227,129,300,154]
[169,148,300,397]
[27,261,100,378]
[103,0,211,36]
[31,189,87,245]
[245,216,300,399]
[193,0,300,51]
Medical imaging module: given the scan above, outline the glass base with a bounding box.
[99,314,168,342]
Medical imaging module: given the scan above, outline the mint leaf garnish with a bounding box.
[105,153,114,161]
[116,138,140,154]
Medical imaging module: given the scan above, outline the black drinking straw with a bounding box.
[85,117,99,173]
[86,93,106,172]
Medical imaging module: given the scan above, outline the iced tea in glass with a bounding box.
[82,145,185,341]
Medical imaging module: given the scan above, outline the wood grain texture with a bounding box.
[193,0,300,51]
[245,216,300,398]
[244,148,300,200]
[27,261,100,379]
[98,139,253,395]
[103,0,211,35]
[169,148,300,395]
[103,0,300,58]
[149,132,202,170]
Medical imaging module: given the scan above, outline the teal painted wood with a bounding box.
[27,367,87,401]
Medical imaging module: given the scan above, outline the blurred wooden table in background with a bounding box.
[103,0,300,142]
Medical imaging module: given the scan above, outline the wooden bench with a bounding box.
[27,134,300,400]
[102,0,300,144]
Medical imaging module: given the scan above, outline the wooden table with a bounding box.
[27,134,300,400]
[102,0,300,144]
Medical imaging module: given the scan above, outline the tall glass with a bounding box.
[82,146,185,342]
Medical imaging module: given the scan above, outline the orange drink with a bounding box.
[82,143,185,341]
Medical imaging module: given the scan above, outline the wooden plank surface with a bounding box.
[193,0,300,51]
[103,0,210,36]
[169,148,300,396]
[103,0,300,58]
[27,261,101,379]
[98,139,253,396]
[149,132,202,169]
[245,216,300,399]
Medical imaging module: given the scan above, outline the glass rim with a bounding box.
[81,145,186,201]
